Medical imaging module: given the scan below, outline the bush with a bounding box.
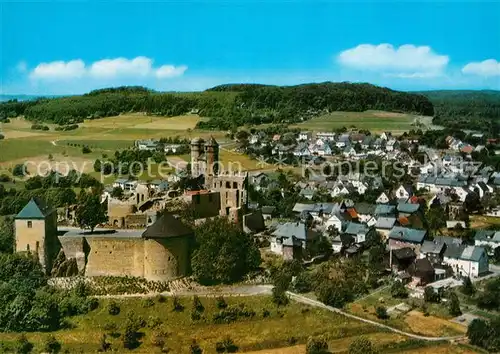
[262,308,270,318]
[156,294,167,303]
[98,334,111,352]
[272,287,289,307]
[192,295,205,312]
[391,281,408,298]
[461,277,476,296]
[0,134,4,140]
[82,146,92,154]
[424,287,440,303]
[87,297,99,311]
[215,337,238,353]
[43,335,61,354]
[14,334,33,354]
[172,296,184,312]
[147,316,162,329]
[190,340,203,354]
[375,306,389,320]
[0,174,11,182]
[191,310,202,321]
[348,337,377,354]
[216,296,227,309]
[142,298,155,308]
[213,307,239,324]
[306,336,329,354]
[293,272,312,293]
[107,301,120,315]
[151,330,168,348]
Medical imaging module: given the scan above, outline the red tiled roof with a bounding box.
[347,208,358,218]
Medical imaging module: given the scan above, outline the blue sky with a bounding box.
[1,1,499,94]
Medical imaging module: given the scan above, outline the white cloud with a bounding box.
[30,60,86,79]
[89,56,153,78]
[462,59,500,77]
[338,43,449,77]
[29,57,187,81]
[156,64,188,78]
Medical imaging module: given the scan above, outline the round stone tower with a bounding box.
[190,137,204,177]
[205,136,219,176]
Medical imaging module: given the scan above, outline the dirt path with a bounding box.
[287,292,466,342]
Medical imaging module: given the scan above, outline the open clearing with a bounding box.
[291,110,430,134]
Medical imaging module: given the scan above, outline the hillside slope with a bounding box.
[419,90,500,133]
[0,83,433,130]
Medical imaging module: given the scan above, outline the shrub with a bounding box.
[216,296,227,309]
[375,306,389,320]
[98,334,111,352]
[190,340,203,354]
[391,281,408,298]
[142,298,155,308]
[293,271,312,293]
[123,318,142,350]
[0,174,11,182]
[348,337,377,354]
[424,287,440,303]
[43,335,61,354]
[213,307,239,324]
[306,336,329,354]
[172,296,184,312]
[262,309,270,318]
[156,294,167,303]
[14,334,33,354]
[87,297,99,311]
[107,301,120,315]
[0,134,4,140]
[82,146,92,154]
[272,287,289,307]
[151,330,168,348]
[461,276,476,296]
[192,295,205,312]
[215,337,238,353]
[147,316,162,329]
[191,310,202,321]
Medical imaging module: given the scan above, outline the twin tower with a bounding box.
[190,136,219,177]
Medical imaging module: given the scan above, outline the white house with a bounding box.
[395,185,413,200]
[325,214,343,232]
[316,132,336,141]
[443,245,489,278]
[298,131,312,141]
[376,192,390,204]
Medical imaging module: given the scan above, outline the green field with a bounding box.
[291,110,430,133]
[0,295,402,353]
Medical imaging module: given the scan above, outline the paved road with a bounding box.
[286,292,466,342]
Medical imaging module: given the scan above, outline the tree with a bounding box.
[12,164,26,177]
[191,217,261,285]
[43,335,61,354]
[424,287,440,303]
[467,318,490,348]
[461,277,476,296]
[75,190,107,232]
[348,337,377,354]
[122,314,141,349]
[0,216,14,253]
[14,334,34,354]
[306,336,329,354]
[110,186,124,199]
[390,281,408,299]
[93,159,102,172]
[82,146,92,154]
[426,206,446,235]
[215,337,238,353]
[375,306,388,319]
[448,292,462,316]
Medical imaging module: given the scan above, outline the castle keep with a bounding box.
[190,136,248,221]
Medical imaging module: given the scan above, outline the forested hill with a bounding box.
[0,83,434,130]
[419,90,500,134]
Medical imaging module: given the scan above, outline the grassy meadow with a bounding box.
[0,295,473,353]
[291,110,430,134]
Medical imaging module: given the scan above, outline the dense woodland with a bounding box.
[0,83,433,130]
[421,90,500,134]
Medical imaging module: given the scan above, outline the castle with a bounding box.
[13,136,249,280]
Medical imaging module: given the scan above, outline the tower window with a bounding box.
[226,181,231,188]
[36,241,39,252]
[233,182,238,189]
[27,221,32,228]
[26,244,30,252]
